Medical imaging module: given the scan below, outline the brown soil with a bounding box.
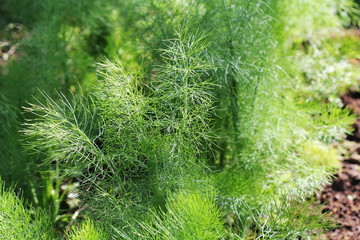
[320,91,360,239]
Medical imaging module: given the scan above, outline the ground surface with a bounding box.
[321,91,360,240]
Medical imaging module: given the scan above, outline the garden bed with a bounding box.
[321,90,360,239]
[0,1,359,239]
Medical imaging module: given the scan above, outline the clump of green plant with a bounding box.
[0,0,115,209]
[115,188,226,240]
[66,219,107,240]
[275,0,359,104]
[2,0,359,239]
[256,198,334,239]
[0,178,55,239]
[276,0,358,45]
[290,45,357,104]
[23,31,222,238]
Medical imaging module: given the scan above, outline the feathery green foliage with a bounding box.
[23,92,102,177]
[1,0,359,239]
[67,219,107,240]
[116,189,227,240]
[256,198,334,239]
[0,178,55,240]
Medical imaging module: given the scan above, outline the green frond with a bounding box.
[66,219,107,240]
[0,178,55,240]
[22,91,104,177]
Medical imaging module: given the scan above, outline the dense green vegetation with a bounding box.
[0,0,359,239]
